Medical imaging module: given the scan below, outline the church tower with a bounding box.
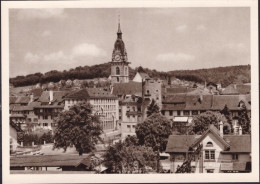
[110,17,130,83]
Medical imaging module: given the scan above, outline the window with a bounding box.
[133,115,135,118]
[116,67,120,75]
[161,111,165,115]
[205,150,215,160]
[132,125,136,129]
[207,169,214,173]
[232,154,238,160]
[147,90,150,94]
[125,67,127,75]
[43,116,48,120]
[169,111,173,116]
[127,125,131,128]
[206,142,213,147]
[192,111,198,115]
[177,111,181,116]
[117,77,119,82]
[43,123,48,127]
[184,111,190,116]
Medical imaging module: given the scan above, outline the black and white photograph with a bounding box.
[2,0,259,183]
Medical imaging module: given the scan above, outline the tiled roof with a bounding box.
[163,94,186,103]
[14,96,30,104]
[10,96,17,104]
[221,84,239,95]
[27,101,41,111]
[12,105,31,111]
[236,84,251,94]
[166,135,199,153]
[10,155,91,167]
[162,103,186,111]
[39,91,69,102]
[211,95,250,111]
[112,81,142,96]
[10,114,25,118]
[166,87,195,94]
[66,88,117,100]
[87,88,117,99]
[30,88,43,98]
[166,125,251,153]
[185,95,213,110]
[223,135,251,153]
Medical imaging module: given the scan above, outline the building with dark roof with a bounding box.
[10,155,93,172]
[166,124,251,173]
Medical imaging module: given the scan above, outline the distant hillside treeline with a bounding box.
[168,65,251,87]
[10,63,250,88]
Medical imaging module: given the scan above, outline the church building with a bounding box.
[110,20,130,84]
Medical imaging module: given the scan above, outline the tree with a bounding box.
[53,102,103,155]
[103,137,157,173]
[220,105,233,133]
[146,99,160,117]
[238,104,251,134]
[188,111,228,135]
[136,113,172,172]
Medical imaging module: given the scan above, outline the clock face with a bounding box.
[115,55,120,61]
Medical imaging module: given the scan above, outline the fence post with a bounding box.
[32,141,34,147]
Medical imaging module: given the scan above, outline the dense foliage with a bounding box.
[146,99,160,117]
[18,131,53,146]
[11,62,249,88]
[188,111,229,135]
[238,104,251,134]
[136,113,172,172]
[103,136,157,173]
[220,105,233,133]
[53,102,103,155]
[169,65,250,87]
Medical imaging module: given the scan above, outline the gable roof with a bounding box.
[190,125,230,149]
[112,81,142,96]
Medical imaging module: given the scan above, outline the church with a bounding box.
[109,20,130,84]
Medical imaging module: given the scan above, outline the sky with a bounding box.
[9,8,250,78]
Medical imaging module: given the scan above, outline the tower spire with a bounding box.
[117,14,122,34]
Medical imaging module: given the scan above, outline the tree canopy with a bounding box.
[220,104,233,133]
[146,99,160,117]
[53,102,103,155]
[103,136,157,173]
[136,113,172,172]
[238,104,251,134]
[188,111,229,135]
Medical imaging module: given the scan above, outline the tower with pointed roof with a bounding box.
[110,17,130,84]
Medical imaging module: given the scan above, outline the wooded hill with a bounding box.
[10,63,250,88]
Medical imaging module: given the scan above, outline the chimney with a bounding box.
[29,93,34,103]
[49,90,53,103]
[219,121,223,138]
[239,126,242,135]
